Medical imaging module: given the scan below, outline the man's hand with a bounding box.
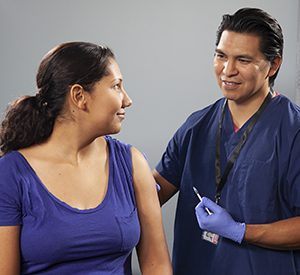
[195,197,245,244]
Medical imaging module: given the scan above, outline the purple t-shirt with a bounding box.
[0,136,140,274]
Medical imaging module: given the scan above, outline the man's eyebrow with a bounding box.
[215,49,225,55]
[236,54,254,60]
[215,49,254,60]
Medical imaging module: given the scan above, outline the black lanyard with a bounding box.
[215,90,273,204]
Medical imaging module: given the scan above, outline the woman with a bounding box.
[0,42,172,274]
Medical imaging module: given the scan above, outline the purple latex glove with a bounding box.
[195,197,245,244]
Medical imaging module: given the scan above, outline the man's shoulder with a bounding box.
[181,98,225,129]
[171,98,225,145]
[274,94,300,120]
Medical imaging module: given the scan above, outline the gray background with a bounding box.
[1,0,299,273]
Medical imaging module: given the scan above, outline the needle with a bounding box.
[193,187,213,215]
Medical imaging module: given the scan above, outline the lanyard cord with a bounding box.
[215,89,273,204]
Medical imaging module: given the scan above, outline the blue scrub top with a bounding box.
[156,94,300,275]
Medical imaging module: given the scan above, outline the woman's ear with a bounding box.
[268,56,282,77]
[69,84,88,110]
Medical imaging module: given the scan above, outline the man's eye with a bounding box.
[216,54,225,59]
[239,59,250,64]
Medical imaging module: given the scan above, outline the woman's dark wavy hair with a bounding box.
[216,7,284,87]
[0,42,114,156]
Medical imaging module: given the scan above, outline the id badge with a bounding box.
[202,230,219,245]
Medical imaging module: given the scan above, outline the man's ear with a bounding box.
[268,56,282,77]
[69,84,88,110]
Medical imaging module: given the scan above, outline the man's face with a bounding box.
[213,30,271,105]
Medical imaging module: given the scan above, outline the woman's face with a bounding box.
[86,58,132,136]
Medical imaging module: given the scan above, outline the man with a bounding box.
[153,7,300,274]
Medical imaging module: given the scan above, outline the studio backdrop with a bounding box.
[1,1,299,274]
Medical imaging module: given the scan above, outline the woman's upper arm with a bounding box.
[131,147,172,275]
[0,225,21,274]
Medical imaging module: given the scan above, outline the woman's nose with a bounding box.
[122,90,132,108]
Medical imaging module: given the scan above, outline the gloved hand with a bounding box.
[195,197,245,244]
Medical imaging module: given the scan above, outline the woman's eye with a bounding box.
[114,84,120,89]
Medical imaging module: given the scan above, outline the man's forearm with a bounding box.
[244,217,300,250]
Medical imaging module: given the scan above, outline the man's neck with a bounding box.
[227,90,270,129]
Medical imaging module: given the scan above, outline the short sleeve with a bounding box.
[155,128,183,189]
[0,153,23,226]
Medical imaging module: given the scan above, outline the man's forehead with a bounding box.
[216,30,262,54]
